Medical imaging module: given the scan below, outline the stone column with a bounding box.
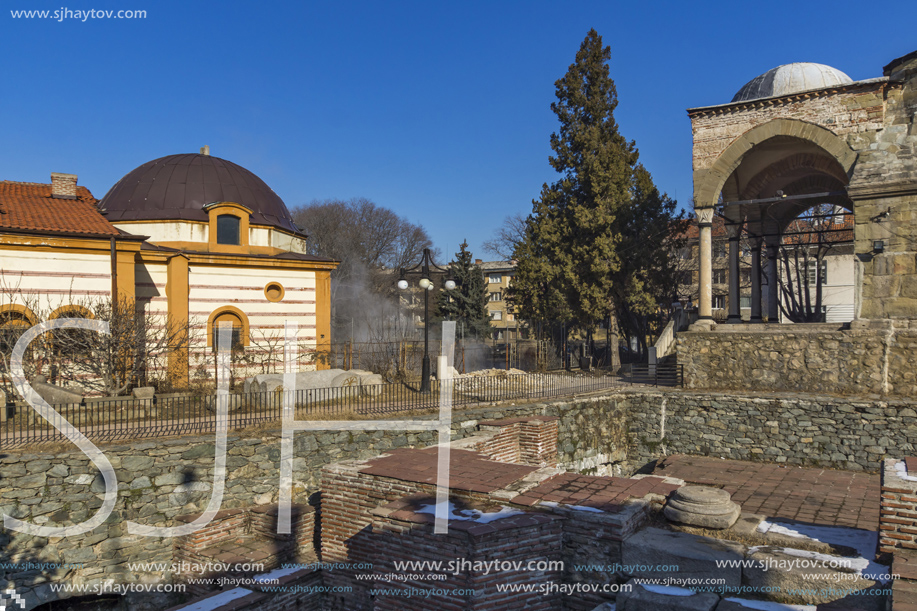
[765,238,780,322]
[697,208,714,320]
[750,238,763,322]
[726,226,741,323]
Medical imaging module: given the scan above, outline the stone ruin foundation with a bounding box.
[160,416,904,611]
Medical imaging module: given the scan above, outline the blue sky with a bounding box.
[2,0,912,262]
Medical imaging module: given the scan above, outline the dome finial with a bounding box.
[200,145,210,156]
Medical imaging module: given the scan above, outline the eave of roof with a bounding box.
[686,77,889,117]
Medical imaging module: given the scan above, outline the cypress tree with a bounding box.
[510,29,682,360]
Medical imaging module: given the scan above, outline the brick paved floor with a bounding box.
[511,472,681,512]
[360,447,540,493]
[652,454,880,531]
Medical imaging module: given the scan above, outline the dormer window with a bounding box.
[216,214,240,245]
[204,202,251,253]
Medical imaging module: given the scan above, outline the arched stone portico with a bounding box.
[692,118,858,324]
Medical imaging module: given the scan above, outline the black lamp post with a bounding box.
[398,248,455,393]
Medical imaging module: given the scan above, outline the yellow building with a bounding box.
[477,259,523,340]
[0,151,337,389]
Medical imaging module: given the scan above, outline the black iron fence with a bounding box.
[625,364,684,388]
[0,368,682,447]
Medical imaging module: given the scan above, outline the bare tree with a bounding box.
[48,296,193,396]
[0,278,48,396]
[482,213,527,260]
[777,204,853,323]
[293,198,438,343]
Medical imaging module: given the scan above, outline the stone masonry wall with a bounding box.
[690,84,888,172]
[678,320,917,398]
[625,390,917,472]
[6,385,917,608]
[0,395,630,609]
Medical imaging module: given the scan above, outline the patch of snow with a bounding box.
[895,461,917,482]
[639,583,695,596]
[174,588,252,611]
[723,598,815,610]
[755,520,889,582]
[539,501,604,513]
[253,566,301,582]
[416,501,524,523]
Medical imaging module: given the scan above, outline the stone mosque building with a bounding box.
[681,49,917,396]
[0,150,337,389]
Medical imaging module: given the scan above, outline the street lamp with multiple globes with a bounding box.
[397,248,455,393]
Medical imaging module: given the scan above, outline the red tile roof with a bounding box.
[0,181,121,236]
[678,215,729,240]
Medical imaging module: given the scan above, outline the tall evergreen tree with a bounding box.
[510,29,683,361]
[435,241,491,338]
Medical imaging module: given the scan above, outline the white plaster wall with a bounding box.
[135,261,169,316]
[187,265,318,373]
[267,229,307,252]
[112,221,207,244]
[0,250,112,315]
[113,220,306,253]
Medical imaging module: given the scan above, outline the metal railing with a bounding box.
[625,364,684,387]
[0,372,646,447]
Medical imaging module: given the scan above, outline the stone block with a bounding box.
[617,580,720,611]
[885,298,917,318]
[714,600,814,610]
[30,375,83,406]
[664,486,741,529]
[622,527,745,588]
[360,374,384,396]
[132,386,156,400]
[742,547,879,608]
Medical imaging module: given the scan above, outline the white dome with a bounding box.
[732,63,853,103]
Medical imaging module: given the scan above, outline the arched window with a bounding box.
[207,306,250,350]
[0,305,37,354]
[49,305,95,362]
[216,214,241,245]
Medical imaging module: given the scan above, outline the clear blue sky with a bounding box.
[2,0,912,262]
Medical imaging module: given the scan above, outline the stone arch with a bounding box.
[694,118,857,208]
[741,152,850,200]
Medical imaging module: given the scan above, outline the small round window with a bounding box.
[264,282,285,302]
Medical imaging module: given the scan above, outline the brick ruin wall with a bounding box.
[171,504,315,593]
[319,453,650,610]
[6,386,917,607]
[370,497,565,611]
[0,396,624,609]
[880,459,917,555]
